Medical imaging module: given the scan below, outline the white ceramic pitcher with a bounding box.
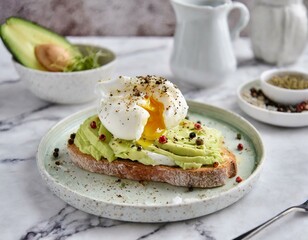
[170,0,249,87]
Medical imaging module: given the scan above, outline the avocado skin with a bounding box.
[0,17,80,70]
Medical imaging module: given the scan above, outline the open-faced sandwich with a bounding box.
[67,75,237,188]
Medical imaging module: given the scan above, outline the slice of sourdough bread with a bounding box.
[67,143,237,188]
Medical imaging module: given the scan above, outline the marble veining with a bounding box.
[0,37,307,240]
[0,104,55,131]
[20,205,124,240]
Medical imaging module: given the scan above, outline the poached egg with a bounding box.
[97,75,188,144]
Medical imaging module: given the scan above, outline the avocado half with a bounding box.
[0,17,81,71]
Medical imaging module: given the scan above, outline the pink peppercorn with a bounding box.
[99,134,106,141]
[194,123,202,130]
[158,135,168,144]
[237,143,243,151]
[236,176,243,183]
[90,121,97,129]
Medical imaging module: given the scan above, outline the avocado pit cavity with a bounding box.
[35,44,72,71]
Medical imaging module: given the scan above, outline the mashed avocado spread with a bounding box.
[74,115,224,170]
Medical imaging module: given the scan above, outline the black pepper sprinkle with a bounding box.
[54,148,59,152]
[68,139,74,145]
[236,133,242,140]
[196,138,204,145]
[53,151,59,158]
[70,133,76,139]
[55,161,60,165]
[137,146,142,151]
[197,120,202,124]
[189,132,196,139]
[139,180,147,186]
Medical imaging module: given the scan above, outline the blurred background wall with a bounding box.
[1,0,308,37]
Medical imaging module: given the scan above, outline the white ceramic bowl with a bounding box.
[260,69,308,105]
[13,44,116,104]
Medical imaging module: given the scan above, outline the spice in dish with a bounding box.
[242,87,308,113]
[267,74,308,90]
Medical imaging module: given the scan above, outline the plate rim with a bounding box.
[36,100,265,214]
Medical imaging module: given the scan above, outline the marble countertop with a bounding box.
[0,37,307,240]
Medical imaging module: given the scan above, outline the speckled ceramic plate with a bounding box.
[237,80,308,127]
[37,101,264,222]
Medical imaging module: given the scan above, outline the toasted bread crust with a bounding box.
[67,144,237,188]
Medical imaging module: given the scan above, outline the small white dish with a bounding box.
[37,101,264,222]
[237,80,308,127]
[13,44,116,104]
[260,69,308,105]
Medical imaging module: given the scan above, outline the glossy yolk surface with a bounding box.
[137,96,166,146]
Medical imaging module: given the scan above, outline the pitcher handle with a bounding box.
[228,2,250,41]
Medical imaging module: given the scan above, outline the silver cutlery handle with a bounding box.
[233,207,304,240]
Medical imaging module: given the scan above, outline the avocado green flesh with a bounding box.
[74,116,224,170]
[155,120,223,158]
[75,116,116,161]
[109,139,156,166]
[0,17,80,70]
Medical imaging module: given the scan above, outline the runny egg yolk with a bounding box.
[137,96,166,146]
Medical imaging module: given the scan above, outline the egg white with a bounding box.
[97,76,188,140]
[145,151,176,166]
